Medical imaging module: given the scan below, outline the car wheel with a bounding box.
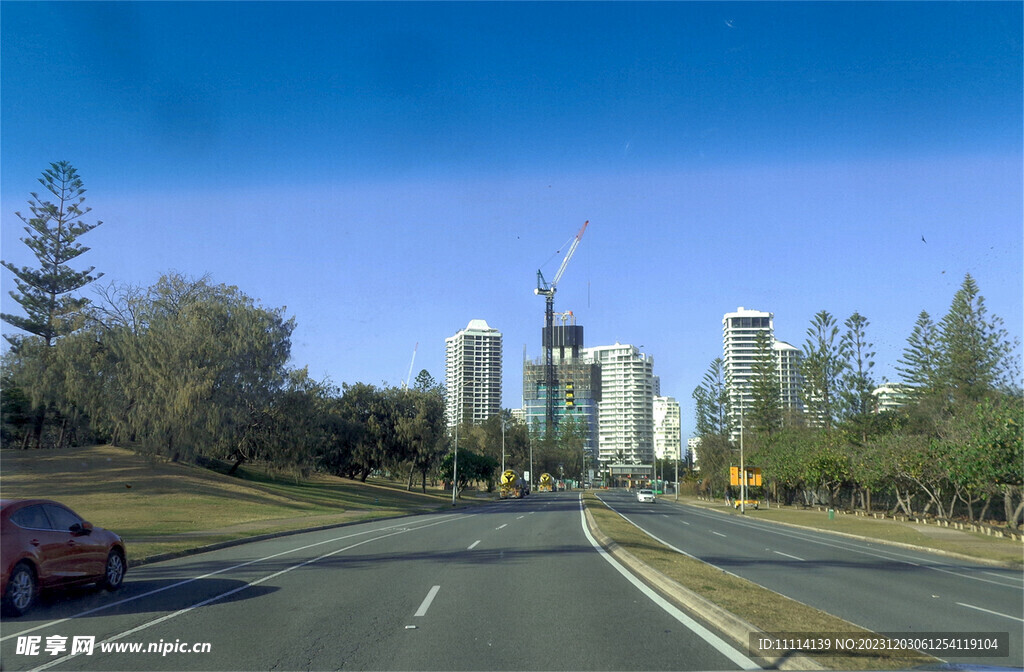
[101,550,126,591]
[3,562,37,617]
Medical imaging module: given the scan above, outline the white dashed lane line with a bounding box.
[415,586,441,617]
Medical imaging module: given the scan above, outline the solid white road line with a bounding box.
[578,497,759,670]
[415,586,441,617]
[957,602,1024,623]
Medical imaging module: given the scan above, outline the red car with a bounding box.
[1,499,127,616]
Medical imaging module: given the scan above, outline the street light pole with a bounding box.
[452,423,459,507]
[501,416,506,474]
[674,450,679,502]
[740,397,746,515]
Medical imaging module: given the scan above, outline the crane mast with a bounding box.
[534,221,588,431]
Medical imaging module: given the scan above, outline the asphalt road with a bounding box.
[1,493,757,671]
[598,490,1024,667]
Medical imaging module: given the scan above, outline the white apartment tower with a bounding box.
[723,307,774,431]
[582,343,655,466]
[445,319,502,428]
[774,340,804,416]
[653,396,682,461]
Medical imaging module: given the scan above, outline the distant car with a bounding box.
[636,489,655,503]
[1,499,127,616]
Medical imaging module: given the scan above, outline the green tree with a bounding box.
[896,310,940,398]
[936,273,1020,403]
[693,358,731,438]
[748,331,782,436]
[840,311,877,419]
[2,162,103,346]
[2,162,103,448]
[129,274,295,465]
[801,310,846,432]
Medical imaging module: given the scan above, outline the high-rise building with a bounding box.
[723,307,774,432]
[723,308,805,434]
[523,313,600,456]
[774,340,804,416]
[583,343,655,467]
[653,396,681,461]
[445,319,502,428]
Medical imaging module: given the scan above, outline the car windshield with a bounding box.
[1,3,1020,671]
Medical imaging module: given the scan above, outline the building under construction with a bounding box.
[523,313,601,458]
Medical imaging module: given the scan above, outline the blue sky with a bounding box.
[2,2,1021,438]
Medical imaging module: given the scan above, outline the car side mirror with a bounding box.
[70,521,93,536]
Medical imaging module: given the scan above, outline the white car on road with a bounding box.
[636,489,655,503]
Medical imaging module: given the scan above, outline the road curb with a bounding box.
[583,506,821,671]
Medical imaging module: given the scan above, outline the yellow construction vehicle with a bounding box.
[499,469,525,499]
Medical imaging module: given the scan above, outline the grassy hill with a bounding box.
[0,444,465,562]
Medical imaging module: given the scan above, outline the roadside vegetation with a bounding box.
[692,278,1023,529]
[0,444,468,562]
[584,494,936,671]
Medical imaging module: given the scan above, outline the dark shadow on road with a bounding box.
[0,577,278,625]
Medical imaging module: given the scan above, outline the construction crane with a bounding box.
[402,342,418,390]
[534,220,588,431]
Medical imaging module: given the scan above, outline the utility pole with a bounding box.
[452,423,459,507]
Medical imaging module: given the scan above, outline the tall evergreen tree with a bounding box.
[896,310,939,397]
[800,310,846,432]
[2,162,103,347]
[2,162,103,448]
[840,311,877,418]
[748,330,782,435]
[937,273,1019,403]
[692,358,730,438]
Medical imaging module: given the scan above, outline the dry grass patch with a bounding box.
[1,445,461,562]
[585,495,935,671]
[686,499,1023,567]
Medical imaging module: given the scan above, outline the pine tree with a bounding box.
[840,311,877,418]
[2,162,103,346]
[896,310,939,397]
[1,162,103,448]
[937,274,1019,403]
[749,330,782,435]
[801,310,846,432]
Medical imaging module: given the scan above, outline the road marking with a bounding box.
[468,540,481,550]
[2,513,464,644]
[415,585,441,617]
[578,500,759,670]
[773,550,804,561]
[712,531,727,537]
[22,515,466,670]
[496,523,508,530]
[957,602,1024,623]
[680,520,691,525]
[517,515,525,519]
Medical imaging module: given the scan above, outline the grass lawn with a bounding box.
[0,444,476,561]
[681,497,1023,567]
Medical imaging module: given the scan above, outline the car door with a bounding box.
[42,504,104,580]
[10,504,77,586]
